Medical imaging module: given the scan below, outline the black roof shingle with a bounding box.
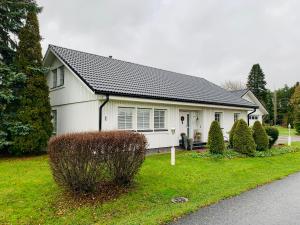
[48,45,257,109]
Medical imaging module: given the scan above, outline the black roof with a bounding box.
[48,45,257,109]
[230,89,249,98]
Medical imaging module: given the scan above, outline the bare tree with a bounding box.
[221,80,246,91]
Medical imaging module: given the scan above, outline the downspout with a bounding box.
[247,108,256,126]
[99,94,110,131]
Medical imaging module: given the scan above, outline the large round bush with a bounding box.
[233,119,256,156]
[208,120,225,154]
[252,121,269,151]
[264,126,279,148]
[48,131,147,193]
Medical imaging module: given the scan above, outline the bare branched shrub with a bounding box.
[48,131,147,193]
[103,132,147,186]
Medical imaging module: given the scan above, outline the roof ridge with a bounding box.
[49,44,207,81]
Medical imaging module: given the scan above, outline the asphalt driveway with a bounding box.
[171,172,300,225]
[277,135,300,144]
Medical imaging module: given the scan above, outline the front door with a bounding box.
[179,112,190,138]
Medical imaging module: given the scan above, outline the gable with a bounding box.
[44,51,97,106]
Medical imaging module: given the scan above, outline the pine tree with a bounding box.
[246,64,268,105]
[12,11,52,154]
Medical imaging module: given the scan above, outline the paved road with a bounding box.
[171,172,300,225]
[277,135,300,144]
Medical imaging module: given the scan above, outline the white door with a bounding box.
[179,112,190,138]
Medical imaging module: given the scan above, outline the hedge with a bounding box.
[48,131,147,193]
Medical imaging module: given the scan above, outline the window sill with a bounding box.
[50,86,65,91]
[154,129,168,132]
[137,129,153,132]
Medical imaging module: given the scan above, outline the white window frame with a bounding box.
[118,107,134,130]
[154,109,167,131]
[58,66,64,87]
[137,108,151,131]
[234,113,240,122]
[51,110,57,135]
[214,112,223,127]
[52,69,57,88]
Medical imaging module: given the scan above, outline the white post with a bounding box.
[288,123,292,146]
[171,128,176,166]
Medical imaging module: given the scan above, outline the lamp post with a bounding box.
[288,123,292,146]
[171,128,176,166]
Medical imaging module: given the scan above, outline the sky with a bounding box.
[37,0,300,90]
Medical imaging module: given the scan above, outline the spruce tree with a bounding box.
[12,11,52,154]
[229,120,239,148]
[246,64,268,105]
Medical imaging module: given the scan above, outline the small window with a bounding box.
[118,107,133,130]
[154,109,166,130]
[52,69,57,88]
[137,108,151,130]
[250,115,259,120]
[234,113,240,122]
[215,112,222,124]
[51,110,57,135]
[58,66,64,86]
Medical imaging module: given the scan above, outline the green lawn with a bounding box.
[1,143,300,224]
[275,126,298,136]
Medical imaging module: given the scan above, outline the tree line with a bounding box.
[222,64,300,132]
[0,0,52,155]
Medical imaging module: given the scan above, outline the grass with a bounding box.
[275,125,298,136]
[1,143,300,224]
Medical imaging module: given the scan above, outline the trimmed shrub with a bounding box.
[229,120,239,148]
[103,131,147,186]
[264,126,279,148]
[252,121,269,151]
[48,131,147,193]
[233,119,256,156]
[208,121,225,154]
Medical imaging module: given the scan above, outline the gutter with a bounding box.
[99,94,110,131]
[247,108,256,126]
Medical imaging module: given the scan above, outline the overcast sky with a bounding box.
[37,0,299,89]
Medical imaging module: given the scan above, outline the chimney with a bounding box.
[109,55,112,59]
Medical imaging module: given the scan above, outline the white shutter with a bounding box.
[154,109,166,129]
[137,108,150,130]
[118,107,133,130]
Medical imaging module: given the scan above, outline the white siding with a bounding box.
[46,57,99,135]
[242,93,264,126]
[101,100,248,149]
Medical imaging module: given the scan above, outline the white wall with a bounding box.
[101,99,248,149]
[242,93,264,126]
[46,56,99,134]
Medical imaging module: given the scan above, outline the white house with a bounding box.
[230,89,268,126]
[43,45,267,149]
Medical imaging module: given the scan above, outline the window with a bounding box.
[215,112,222,124]
[250,115,259,120]
[234,113,240,122]
[52,69,57,88]
[58,66,64,86]
[137,108,151,130]
[118,107,133,130]
[51,110,57,135]
[154,109,166,130]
